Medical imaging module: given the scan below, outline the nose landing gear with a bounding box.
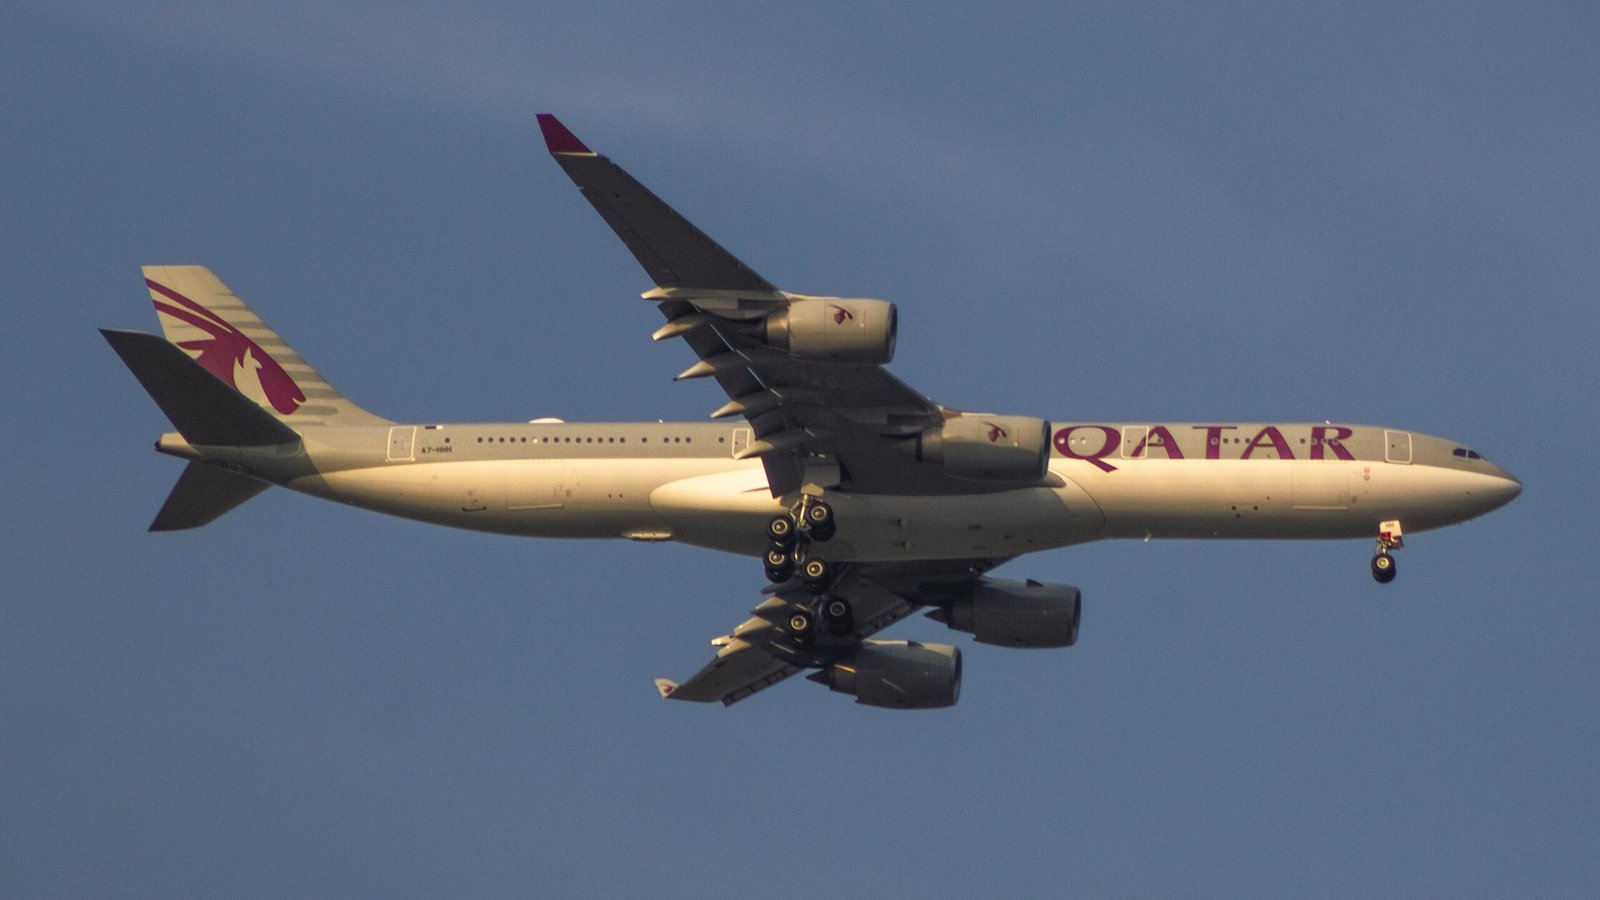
[1371,519,1403,584]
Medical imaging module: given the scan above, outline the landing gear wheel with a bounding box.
[763,547,795,584]
[804,502,835,541]
[786,610,815,647]
[801,558,834,595]
[821,596,855,636]
[1371,553,1397,584]
[767,515,797,548]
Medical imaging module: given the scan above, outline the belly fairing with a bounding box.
[650,468,1105,560]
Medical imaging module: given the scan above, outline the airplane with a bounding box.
[101,114,1522,709]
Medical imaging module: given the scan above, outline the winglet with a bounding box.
[654,678,680,699]
[537,114,592,155]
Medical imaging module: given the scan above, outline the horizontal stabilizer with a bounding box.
[150,461,271,531]
[101,329,300,446]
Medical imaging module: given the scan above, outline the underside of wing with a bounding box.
[655,567,927,707]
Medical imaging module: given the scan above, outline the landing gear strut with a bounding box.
[763,497,839,587]
[1372,519,1403,584]
[763,494,852,644]
[778,594,855,649]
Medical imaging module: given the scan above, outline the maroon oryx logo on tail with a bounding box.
[985,422,1008,443]
[829,303,855,325]
[147,280,306,415]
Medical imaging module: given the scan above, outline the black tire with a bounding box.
[764,562,794,584]
[821,597,855,636]
[786,610,815,646]
[805,501,834,530]
[1371,553,1397,584]
[767,515,797,547]
[765,547,793,568]
[823,596,852,621]
[809,520,836,543]
[802,558,832,594]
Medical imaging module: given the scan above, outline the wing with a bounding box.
[538,115,947,496]
[656,558,1009,706]
[655,565,943,706]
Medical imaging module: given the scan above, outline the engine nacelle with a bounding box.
[928,578,1081,648]
[914,415,1052,481]
[813,640,961,709]
[763,298,897,364]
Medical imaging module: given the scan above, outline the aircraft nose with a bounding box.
[1482,466,1522,511]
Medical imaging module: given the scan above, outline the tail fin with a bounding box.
[141,265,388,427]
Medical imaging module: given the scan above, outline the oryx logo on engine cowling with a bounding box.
[985,422,1008,443]
[830,303,854,325]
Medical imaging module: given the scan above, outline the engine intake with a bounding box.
[763,298,897,364]
[914,415,1051,481]
[811,640,961,709]
[928,578,1081,648]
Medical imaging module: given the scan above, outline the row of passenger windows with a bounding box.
[472,435,725,445]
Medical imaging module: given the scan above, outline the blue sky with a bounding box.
[3,2,1597,897]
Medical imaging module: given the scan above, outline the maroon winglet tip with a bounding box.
[537,114,591,154]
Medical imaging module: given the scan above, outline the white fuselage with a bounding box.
[174,420,1521,564]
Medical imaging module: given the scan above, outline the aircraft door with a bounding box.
[1385,430,1412,464]
[1120,426,1148,459]
[386,426,416,462]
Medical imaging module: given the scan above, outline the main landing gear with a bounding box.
[763,497,853,645]
[1371,519,1403,584]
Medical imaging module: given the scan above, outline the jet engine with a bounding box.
[927,578,1081,648]
[809,640,961,709]
[763,298,897,364]
[913,415,1052,481]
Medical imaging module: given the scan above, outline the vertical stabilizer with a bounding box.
[141,265,389,427]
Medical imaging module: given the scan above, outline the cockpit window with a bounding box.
[1453,447,1484,460]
